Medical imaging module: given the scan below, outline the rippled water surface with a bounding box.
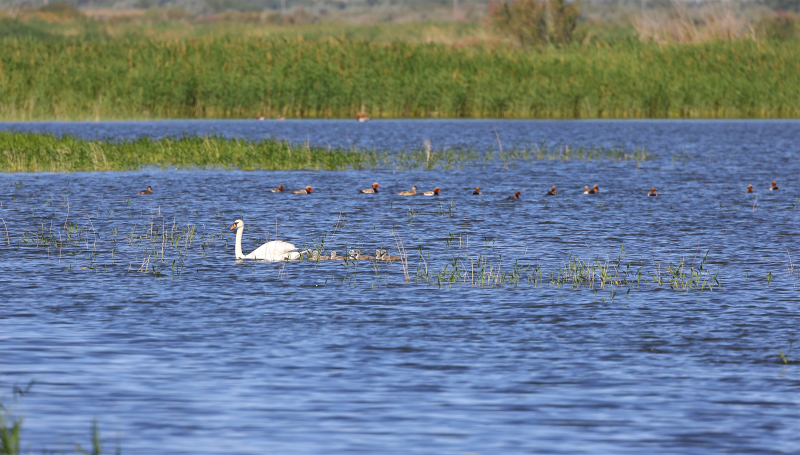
[1,120,799,454]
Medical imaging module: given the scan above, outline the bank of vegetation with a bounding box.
[0,132,650,172]
[0,1,799,119]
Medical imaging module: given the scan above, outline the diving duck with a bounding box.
[473,187,482,195]
[137,186,153,195]
[508,190,521,199]
[269,185,284,193]
[770,181,780,191]
[545,186,557,196]
[359,182,381,194]
[397,186,418,196]
[293,186,313,194]
[648,187,658,197]
[422,187,441,196]
[745,184,755,193]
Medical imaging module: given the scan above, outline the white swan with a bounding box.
[229,219,301,261]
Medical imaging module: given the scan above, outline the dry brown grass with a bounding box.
[632,2,757,44]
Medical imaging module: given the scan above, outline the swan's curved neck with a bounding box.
[234,227,245,259]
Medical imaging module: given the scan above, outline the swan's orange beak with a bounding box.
[230,224,237,230]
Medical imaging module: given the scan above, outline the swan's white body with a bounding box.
[230,220,301,261]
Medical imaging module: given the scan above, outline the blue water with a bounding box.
[1,120,799,454]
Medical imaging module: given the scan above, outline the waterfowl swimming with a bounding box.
[745,184,755,193]
[255,114,266,121]
[357,113,370,122]
[276,115,285,121]
[328,251,344,261]
[348,250,374,260]
[770,180,780,191]
[136,186,153,195]
[508,190,521,199]
[648,187,658,197]
[293,186,313,194]
[422,187,441,196]
[473,187,482,195]
[269,185,284,193]
[397,185,418,196]
[376,249,401,261]
[545,186,557,196]
[229,219,300,261]
[359,182,380,194]
[588,185,600,194]
[303,250,322,261]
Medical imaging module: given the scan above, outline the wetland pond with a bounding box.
[1,120,799,454]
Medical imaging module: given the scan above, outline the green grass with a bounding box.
[0,131,652,173]
[1,37,800,120]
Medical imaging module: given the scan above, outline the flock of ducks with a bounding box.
[144,179,784,262]
[137,180,783,200]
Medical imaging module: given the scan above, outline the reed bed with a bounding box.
[1,37,800,120]
[0,132,652,172]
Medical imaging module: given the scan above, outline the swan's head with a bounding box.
[372,182,380,189]
[230,219,244,230]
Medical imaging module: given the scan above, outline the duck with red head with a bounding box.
[648,187,658,197]
[293,186,313,194]
[770,181,780,191]
[422,187,441,196]
[269,185,284,193]
[473,187,482,195]
[745,184,755,193]
[588,185,599,194]
[546,186,557,196]
[136,186,153,195]
[508,190,521,199]
[359,182,381,194]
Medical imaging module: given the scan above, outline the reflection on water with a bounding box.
[0,120,799,454]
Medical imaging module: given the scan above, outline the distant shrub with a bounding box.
[38,2,84,19]
[758,11,799,41]
[488,0,580,46]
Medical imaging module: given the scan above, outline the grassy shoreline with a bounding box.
[1,38,800,120]
[0,131,651,173]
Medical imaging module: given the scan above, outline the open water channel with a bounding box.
[0,120,798,453]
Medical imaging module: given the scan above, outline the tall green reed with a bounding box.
[1,38,799,120]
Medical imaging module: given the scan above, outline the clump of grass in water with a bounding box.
[0,132,654,173]
[0,381,110,455]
